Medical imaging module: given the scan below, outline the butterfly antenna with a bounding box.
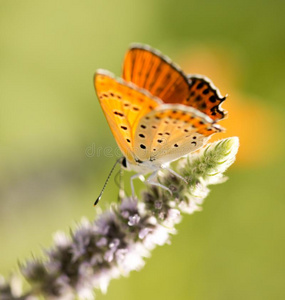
[94,157,123,206]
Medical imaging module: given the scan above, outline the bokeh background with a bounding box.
[1,0,284,299]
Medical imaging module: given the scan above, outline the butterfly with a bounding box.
[94,44,227,202]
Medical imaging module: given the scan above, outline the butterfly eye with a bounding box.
[121,157,127,168]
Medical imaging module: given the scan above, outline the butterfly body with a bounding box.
[94,44,227,197]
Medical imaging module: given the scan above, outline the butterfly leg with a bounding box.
[118,166,125,200]
[130,173,145,199]
[147,170,172,195]
[165,167,188,184]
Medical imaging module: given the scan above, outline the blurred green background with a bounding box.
[1,0,284,299]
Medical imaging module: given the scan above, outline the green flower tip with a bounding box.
[179,136,239,186]
[203,136,239,183]
[214,136,240,165]
[220,136,239,154]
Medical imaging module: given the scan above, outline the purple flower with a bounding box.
[0,137,239,300]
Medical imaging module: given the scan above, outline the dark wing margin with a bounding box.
[183,75,227,121]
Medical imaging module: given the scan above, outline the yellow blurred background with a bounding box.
[1,1,284,299]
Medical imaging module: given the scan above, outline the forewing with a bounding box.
[94,69,162,163]
[134,104,223,164]
[122,44,190,104]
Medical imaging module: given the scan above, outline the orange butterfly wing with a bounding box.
[94,69,162,164]
[122,44,227,122]
[122,44,190,104]
[133,104,223,164]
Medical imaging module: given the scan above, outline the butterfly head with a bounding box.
[121,156,145,172]
[121,157,129,170]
